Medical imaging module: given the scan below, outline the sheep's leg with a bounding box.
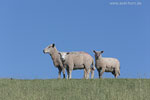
[91,68,94,79]
[115,74,118,78]
[100,68,105,78]
[98,69,101,79]
[114,73,118,78]
[69,69,72,79]
[114,70,119,78]
[66,68,69,79]
[59,64,65,79]
[112,70,115,77]
[83,69,87,79]
[58,68,62,79]
[113,73,116,78]
[86,68,90,79]
[62,68,66,79]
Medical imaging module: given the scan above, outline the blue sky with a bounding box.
[0,0,149,79]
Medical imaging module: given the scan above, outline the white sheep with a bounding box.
[59,52,95,79]
[93,50,120,78]
[43,44,65,79]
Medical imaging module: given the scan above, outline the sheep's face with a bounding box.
[59,52,69,62]
[43,44,56,54]
[93,50,104,59]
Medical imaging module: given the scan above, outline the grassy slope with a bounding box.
[0,79,150,100]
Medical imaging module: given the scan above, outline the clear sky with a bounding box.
[0,0,149,79]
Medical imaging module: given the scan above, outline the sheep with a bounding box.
[59,52,95,79]
[93,50,120,78]
[43,43,65,79]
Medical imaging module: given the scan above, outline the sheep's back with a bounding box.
[96,57,120,68]
[65,52,93,66]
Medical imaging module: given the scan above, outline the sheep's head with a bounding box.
[43,43,56,55]
[59,52,69,62]
[93,50,104,59]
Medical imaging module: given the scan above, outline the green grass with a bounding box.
[0,78,150,100]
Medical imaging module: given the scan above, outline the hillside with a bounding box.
[0,78,150,100]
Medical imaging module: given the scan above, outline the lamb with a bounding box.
[93,50,120,78]
[43,43,65,79]
[59,52,95,79]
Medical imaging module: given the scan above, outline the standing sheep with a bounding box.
[59,52,95,79]
[43,43,65,79]
[93,50,120,78]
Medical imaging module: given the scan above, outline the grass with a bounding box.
[0,78,150,100]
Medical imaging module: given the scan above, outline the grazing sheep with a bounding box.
[43,43,65,79]
[59,52,95,79]
[93,50,120,78]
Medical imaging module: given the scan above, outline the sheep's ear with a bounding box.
[52,43,55,47]
[67,52,70,55]
[93,50,96,53]
[101,51,104,53]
